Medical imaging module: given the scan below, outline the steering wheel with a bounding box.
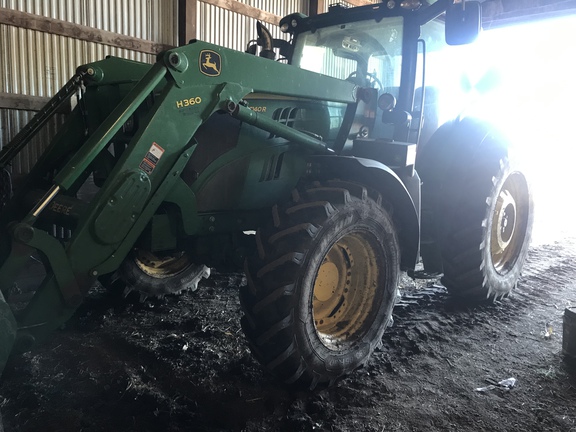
[346,71,383,90]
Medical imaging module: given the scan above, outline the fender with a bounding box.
[416,117,509,273]
[307,155,420,272]
[416,117,509,185]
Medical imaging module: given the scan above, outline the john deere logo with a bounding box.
[199,50,221,76]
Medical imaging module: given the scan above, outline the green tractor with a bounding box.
[0,0,532,393]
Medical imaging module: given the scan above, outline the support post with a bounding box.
[178,0,198,46]
[309,0,326,16]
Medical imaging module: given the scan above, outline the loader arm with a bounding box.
[0,40,358,373]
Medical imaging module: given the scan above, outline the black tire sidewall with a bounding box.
[418,118,533,300]
[119,251,202,296]
[478,162,533,296]
[292,197,399,377]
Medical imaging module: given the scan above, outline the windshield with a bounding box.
[416,18,471,125]
[292,17,404,96]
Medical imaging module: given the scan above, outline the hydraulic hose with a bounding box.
[0,71,86,169]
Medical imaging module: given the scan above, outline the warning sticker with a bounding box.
[146,152,159,165]
[140,142,164,174]
[139,159,155,174]
[148,142,164,160]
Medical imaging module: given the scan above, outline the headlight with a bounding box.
[378,93,397,111]
[400,0,422,10]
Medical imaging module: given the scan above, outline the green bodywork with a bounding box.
[0,41,364,354]
[0,0,477,377]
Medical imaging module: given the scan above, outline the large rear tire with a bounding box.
[240,181,399,389]
[441,158,532,301]
[418,119,533,301]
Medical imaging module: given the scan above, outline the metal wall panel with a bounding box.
[195,1,382,52]
[0,0,177,98]
[197,0,308,52]
[325,1,380,12]
[1,0,381,174]
[0,0,177,44]
[0,109,66,174]
[0,0,177,174]
[237,0,308,16]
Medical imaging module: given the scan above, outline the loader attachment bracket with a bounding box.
[0,289,17,377]
[5,223,83,308]
[13,223,84,308]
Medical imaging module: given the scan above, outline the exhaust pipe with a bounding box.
[257,22,275,60]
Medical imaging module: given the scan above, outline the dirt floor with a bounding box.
[1,222,576,431]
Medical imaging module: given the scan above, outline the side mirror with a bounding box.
[445,1,481,45]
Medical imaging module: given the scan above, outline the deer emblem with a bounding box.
[200,51,221,76]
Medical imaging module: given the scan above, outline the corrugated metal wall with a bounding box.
[1,0,384,175]
[0,0,176,95]
[325,1,380,13]
[197,0,308,52]
[194,0,382,70]
[0,0,177,174]
[0,110,66,174]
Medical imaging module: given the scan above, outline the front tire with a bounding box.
[240,181,400,389]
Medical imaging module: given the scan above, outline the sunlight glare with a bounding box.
[460,15,576,244]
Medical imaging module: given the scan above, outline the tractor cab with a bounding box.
[279,0,481,152]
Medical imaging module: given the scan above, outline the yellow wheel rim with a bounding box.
[312,232,381,350]
[490,172,530,274]
[133,249,192,278]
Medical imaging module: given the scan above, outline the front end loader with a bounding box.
[0,0,532,396]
